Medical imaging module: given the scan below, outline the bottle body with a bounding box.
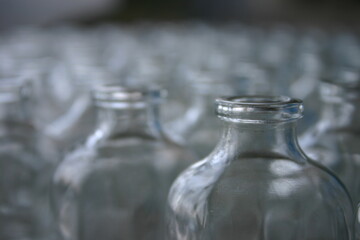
[54,136,193,240]
[300,69,360,207]
[302,128,360,206]
[0,78,57,240]
[0,116,56,240]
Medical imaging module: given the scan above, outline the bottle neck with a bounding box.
[213,121,307,163]
[86,103,164,147]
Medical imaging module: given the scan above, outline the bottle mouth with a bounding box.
[215,95,303,124]
[92,84,166,109]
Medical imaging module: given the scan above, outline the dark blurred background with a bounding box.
[0,0,359,29]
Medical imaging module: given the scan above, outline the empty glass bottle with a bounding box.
[52,85,196,240]
[0,77,56,240]
[167,96,354,240]
[300,67,360,207]
[44,66,114,156]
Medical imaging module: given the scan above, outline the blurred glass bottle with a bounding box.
[300,67,360,207]
[0,77,56,240]
[52,85,196,240]
[167,96,354,240]
[38,27,109,150]
[44,65,114,156]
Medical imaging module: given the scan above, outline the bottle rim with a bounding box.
[92,84,166,109]
[215,95,303,124]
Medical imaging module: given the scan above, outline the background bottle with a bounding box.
[300,67,360,208]
[0,77,56,240]
[52,85,196,240]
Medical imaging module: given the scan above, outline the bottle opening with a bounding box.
[215,95,303,124]
[92,84,165,109]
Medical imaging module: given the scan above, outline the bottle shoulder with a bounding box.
[53,137,196,189]
[97,134,196,161]
[168,157,354,240]
[169,156,351,214]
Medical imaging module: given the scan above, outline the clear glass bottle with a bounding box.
[43,66,114,156]
[300,67,360,207]
[0,77,56,240]
[52,85,196,240]
[167,96,354,240]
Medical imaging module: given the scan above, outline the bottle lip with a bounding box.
[215,95,303,124]
[92,84,166,109]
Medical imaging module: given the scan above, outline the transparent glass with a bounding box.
[52,85,196,240]
[300,67,360,207]
[0,78,56,240]
[167,96,354,240]
[43,66,114,156]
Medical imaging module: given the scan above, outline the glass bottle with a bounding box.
[0,77,56,240]
[44,66,114,156]
[300,67,360,207]
[167,96,354,240]
[52,85,196,240]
